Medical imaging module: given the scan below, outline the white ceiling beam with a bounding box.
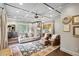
[43,3,62,14]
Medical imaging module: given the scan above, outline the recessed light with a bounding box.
[19,3,23,5]
[48,7,52,10]
[16,11,19,13]
[50,15,53,17]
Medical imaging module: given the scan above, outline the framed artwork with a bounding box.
[8,24,15,31]
[63,24,70,32]
[72,15,79,25]
[62,17,71,24]
[73,26,79,37]
[43,23,52,30]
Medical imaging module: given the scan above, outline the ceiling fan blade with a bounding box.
[31,11,41,15]
[31,10,51,19]
[31,11,36,14]
[37,15,51,19]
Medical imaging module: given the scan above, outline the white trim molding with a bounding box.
[60,47,79,56]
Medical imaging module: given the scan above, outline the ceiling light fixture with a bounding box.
[19,3,23,5]
[48,7,52,10]
[50,15,53,17]
[16,11,19,13]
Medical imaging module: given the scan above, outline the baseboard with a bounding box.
[60,47,79,56]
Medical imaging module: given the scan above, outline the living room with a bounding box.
[0,3,79,56]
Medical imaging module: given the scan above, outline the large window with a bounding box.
[16,24,29,34]
[7,21,42,38]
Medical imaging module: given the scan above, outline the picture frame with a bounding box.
[63,24,70,32]
[73,26,79,37]
[72,15,79,25]
[62,16,71,24]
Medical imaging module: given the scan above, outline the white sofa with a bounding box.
[18,36,40,43]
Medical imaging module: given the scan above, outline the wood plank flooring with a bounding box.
[47,48,72,56]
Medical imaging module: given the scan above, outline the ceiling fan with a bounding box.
[32,11,51,19]
[34,13,39,18]
[32,11,48,19]
[31,9,40,19]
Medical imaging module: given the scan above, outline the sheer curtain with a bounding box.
[0,8,2,50]
[0,8,8,50]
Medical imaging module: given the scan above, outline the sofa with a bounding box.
[18,36,40,43]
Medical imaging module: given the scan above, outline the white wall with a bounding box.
[55,3,79,55]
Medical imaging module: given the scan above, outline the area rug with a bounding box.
[9,40,59,56]
[16,40,47,56]
[9,40,47,56]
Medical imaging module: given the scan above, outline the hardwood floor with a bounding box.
[47,48,72,56]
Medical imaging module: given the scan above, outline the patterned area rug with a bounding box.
[9,40,47,56]
[17,40,47,56]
